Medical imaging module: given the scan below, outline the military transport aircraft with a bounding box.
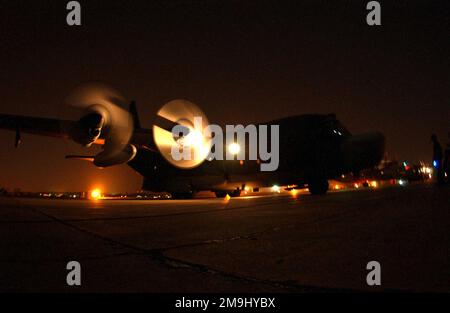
[0,83,385,198]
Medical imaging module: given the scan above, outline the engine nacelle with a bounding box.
[94,144,137,168]
[69,111,105,147]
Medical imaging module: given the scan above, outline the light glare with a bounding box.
[271,185,281,193]
[228,142,240,155]
[90,189,102,200]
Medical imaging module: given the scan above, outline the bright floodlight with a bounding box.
[228,142,240,155]
[271,185,281,193]
[90,189,102,200]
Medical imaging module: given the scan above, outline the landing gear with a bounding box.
[214,191,227,198]
[214,189,241,198]
[230,190,241,197]
[308,179,329,195]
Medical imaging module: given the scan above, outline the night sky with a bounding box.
[0,0,448,192]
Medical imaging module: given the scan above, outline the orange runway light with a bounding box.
[90,189,102,200]
[290,189,298,197]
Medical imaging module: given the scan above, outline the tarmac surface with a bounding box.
[0,183,449,292]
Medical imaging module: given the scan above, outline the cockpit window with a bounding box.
[321,115,351,137]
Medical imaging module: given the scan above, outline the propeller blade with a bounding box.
[153,99,211,169]
[64,82,133,151]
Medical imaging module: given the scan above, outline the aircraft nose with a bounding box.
[341,131,385,171]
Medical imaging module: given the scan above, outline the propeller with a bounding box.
[64,82,133,147]
[64,82,136,167]
[64,83,211,169]
[153,99,212,169]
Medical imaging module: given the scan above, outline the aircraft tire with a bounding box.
[308,179,329,195]
[214,191,228,198]
[230,190,241,197]
[215,190,241,198]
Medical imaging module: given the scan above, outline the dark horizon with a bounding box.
[0,0,448,192]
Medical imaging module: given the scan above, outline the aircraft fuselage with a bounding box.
[128,114,385,197]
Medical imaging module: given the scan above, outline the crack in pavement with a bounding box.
[6,189,407,292]
[12,203,354,292]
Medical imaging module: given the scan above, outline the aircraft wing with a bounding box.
[0,113,157,150]
[0,114,75,140]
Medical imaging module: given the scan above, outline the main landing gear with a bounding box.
[307,178,329,195]
[214,189,241,198]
